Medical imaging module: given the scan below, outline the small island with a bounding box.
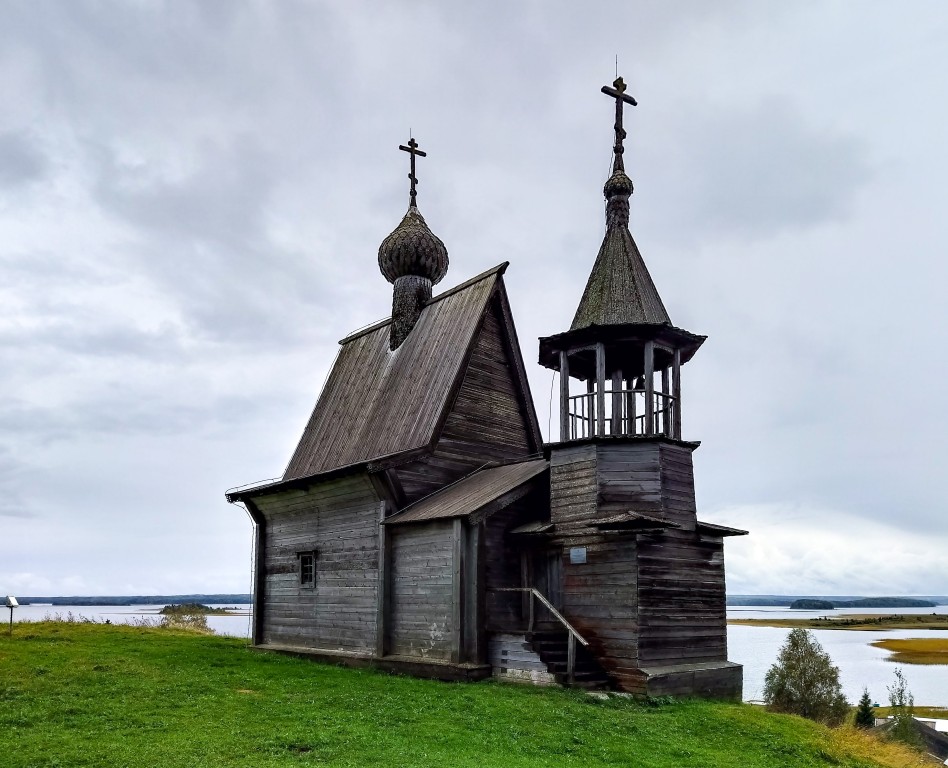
[159,603,235,616]
[789,597,936,610]
[789,599,836,610]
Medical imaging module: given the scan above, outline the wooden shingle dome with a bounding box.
[377,137,449,349]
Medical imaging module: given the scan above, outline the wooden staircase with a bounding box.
[528,629,612,689]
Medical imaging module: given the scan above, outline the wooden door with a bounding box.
[524,549,563,626]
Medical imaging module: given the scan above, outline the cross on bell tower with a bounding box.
[601,76,637,173]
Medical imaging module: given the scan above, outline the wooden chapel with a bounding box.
[227,78,746,698]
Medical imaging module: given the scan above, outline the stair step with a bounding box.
[547,662,602,675]
[524,629,612,691]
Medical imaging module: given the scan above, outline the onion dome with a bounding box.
[603,168,634,198]
[378,206,449,286]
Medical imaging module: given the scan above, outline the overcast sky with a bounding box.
[3,1,947,598]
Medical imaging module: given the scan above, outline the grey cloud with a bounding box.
[90,136,275,248]
[2,1,946,595]
[0,131,48,188]
[0,450,36,518]
[0,322,186,362]
[649,99,872,242]
[82,135,342,346]
[0,390,289,447]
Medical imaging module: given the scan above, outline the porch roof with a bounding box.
[383,459,548,525]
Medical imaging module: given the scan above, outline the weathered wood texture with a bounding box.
[488,633,557,684]
[636,442,727,667]
[283,267,502,480]
[389,520,456,660]
[640,661,742,699]
[636,531,727,664]
[384,460,547,525]
[252,473,382,651]
[393,297,538,502]
[547,438,731,692]
[483,494,548,631]
[548,444,640,688]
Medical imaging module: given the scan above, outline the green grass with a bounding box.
[0,622,932,768]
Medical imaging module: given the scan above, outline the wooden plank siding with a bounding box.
[389,521,456,660]
[548,444,641,690]
[547,437,730,693]
[253,473,382,652]
[635,442,727,667]
[393,297,538,502]
[636,538,728,665]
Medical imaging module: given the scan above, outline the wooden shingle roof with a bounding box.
[282,263,510,481]
[570,226,670,330]
[382,459,548,525]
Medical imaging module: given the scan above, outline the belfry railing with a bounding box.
[566,389,677,440]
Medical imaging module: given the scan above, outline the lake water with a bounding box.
[11,603,947,706]
[728,605,948,707]
[9,604,253,638]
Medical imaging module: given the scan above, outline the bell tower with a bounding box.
[537,77,745,698]
[539,77,705,441]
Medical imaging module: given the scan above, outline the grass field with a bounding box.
[873,705,948,719]
[0,622,938,767]
[870,638,948,665]
[729,614,948,631]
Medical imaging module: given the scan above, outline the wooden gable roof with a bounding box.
[281,262,539,482]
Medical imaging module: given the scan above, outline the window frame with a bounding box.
[298,550,316,588]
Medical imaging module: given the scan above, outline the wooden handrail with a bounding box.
[489,587,588,684]
[488,587,588,646]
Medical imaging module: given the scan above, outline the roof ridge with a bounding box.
[339,261,509,344]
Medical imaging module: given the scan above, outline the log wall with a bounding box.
[253,472,382,651]
[547,438,730,693]
[549,443,642,690]
[636,443,727,666]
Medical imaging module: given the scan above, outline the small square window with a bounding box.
[300,552,315,587]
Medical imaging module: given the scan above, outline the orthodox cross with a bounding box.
[398,137,427,207]
[600,77,637,170]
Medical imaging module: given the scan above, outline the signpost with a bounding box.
[6,596,18,635]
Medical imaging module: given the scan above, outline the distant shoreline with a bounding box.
[726,594,948,607]
[14,594,252,606]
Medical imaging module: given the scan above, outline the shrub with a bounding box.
[886,668,919,746]
[854,688,875,729]
[160,611,211,633]
[763,628,849,725]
